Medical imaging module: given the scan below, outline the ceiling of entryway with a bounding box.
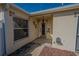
[15,3,74,13]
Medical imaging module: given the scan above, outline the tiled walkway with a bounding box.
[9,36,51,56]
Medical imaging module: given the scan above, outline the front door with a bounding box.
[76,16,79,51]
[42,23,45,35]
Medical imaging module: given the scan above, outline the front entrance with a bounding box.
[41,20,45,35]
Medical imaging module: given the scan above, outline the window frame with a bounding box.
[13,16,29,41]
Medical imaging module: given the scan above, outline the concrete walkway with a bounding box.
[9,36,51,56]
[9,36,77,56]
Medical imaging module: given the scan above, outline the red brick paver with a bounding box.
[39,46,76,56]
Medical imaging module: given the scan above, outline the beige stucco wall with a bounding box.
[4,6,35,55]
[4,5,53,55]
[29,17,39,42]
[46,17,53,35]
[28,16,53,45]
[33,16,53,38]
[6,5,53,55]
[53,11,78,51]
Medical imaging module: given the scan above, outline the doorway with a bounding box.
[41,20,45,35]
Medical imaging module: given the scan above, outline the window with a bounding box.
[13,17,28,41]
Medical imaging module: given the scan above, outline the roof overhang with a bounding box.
[30,4,79,16]
[2,4,79,16]
[9,4,30,15]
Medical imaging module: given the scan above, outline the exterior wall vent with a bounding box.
[56,37,63,45]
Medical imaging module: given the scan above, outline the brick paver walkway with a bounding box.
[40,46,76,56]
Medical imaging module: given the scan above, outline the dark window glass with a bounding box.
[13,17,28,41]
[13,17,28,28]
